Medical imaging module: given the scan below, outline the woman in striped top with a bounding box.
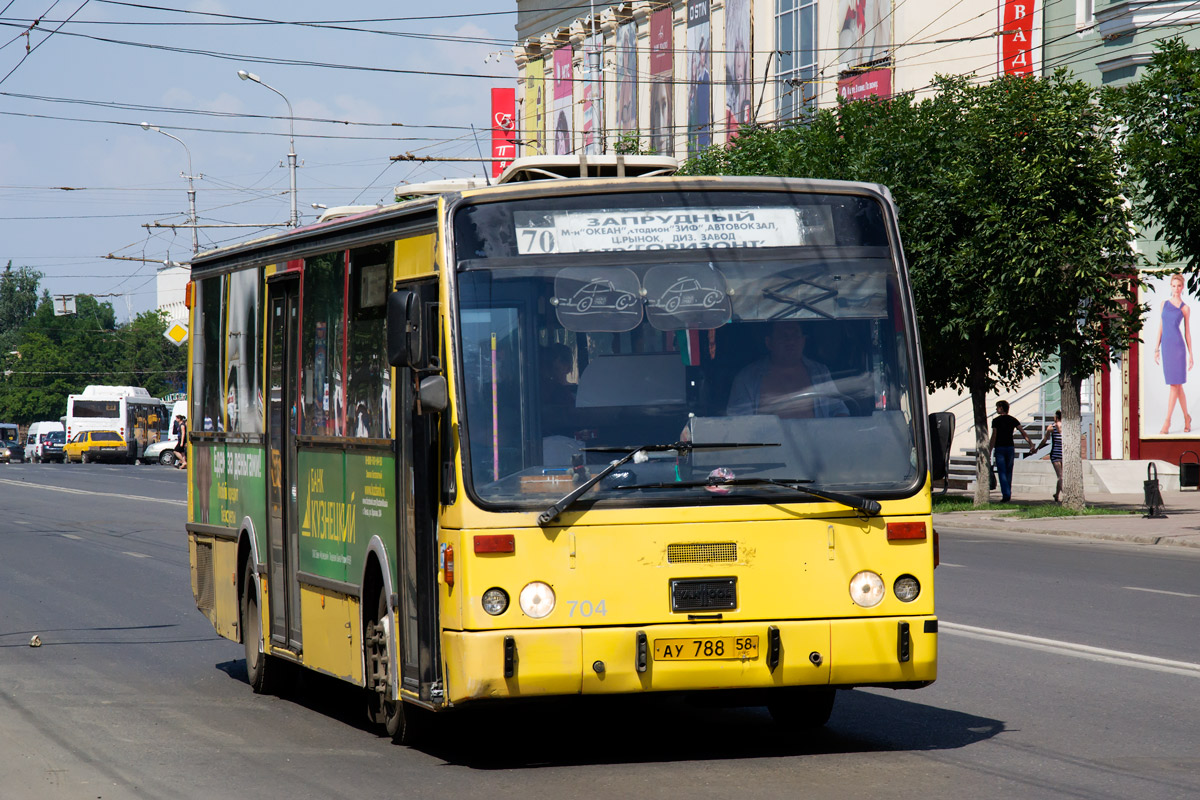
[1036,410,1064,503]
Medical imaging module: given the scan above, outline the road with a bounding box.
[1,463,1198,799]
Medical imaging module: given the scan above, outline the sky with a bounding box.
[0,1,521,321]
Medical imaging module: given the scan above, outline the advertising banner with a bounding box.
[1000,0,1037,76]
[552,46,574,155]
[650,7,674,155]
[524,57,545,156]
[837,67,893,101]
[838,0,890,68]
[582,33,602,154]
[686,0,712,155]
[1141,272,1196,439]
[491,87,517,178]
[615,21,638,135]
[724,0,752,138]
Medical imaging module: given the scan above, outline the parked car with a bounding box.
[144,436,179,466]
[35,430,66,463]
[0,437,25,463]
[64,430,129,463]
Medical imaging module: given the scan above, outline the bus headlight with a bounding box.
[849,571,885,608]
[519,581,555,618]
[893,575,920,602]
[482,588,509,616]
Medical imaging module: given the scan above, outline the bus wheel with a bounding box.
[365,587,425,745]
[241,563,280,694]
[767,687,836,729]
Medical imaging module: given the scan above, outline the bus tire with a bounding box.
[365,586,426,745]
[241,562,282,695]
[767,687,836,730]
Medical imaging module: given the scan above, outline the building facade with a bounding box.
[513,1,1028,160]
[1043,0,1200,464]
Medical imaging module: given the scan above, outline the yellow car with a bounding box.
[64,430,129,464]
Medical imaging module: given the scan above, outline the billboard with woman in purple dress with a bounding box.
[1144,272,1195,436]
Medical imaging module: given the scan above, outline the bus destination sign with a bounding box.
[514,207,832,254]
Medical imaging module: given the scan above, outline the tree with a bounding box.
[1112,37,1200,285]
[0,261,42,353]
[683,71,1140,508]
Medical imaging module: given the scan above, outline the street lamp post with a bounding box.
[140,122,199,254]
[237,69,299,228]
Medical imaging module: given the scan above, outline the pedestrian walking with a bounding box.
[1035,409,1064,503]
[989,400,1034,503]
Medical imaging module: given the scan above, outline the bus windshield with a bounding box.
[453,189,922,511]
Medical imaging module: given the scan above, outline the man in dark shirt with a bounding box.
[989,400,1033,502]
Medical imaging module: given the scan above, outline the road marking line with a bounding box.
[938,562,965,568]
[0,477,185,507]
[123,552,151,559]
[61,534,82,540]
[941,621,1200,678]
[1123,586,1200,599]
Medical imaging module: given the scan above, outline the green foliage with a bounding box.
[612,131,655,155]
[1110,37,1200,288]
[0,261,42,354]
[0,284,187,424]
[682,72,1140,390]
[682,71,1140,507]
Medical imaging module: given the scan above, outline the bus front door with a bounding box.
[266,278,302,653]
[395,280,440,699]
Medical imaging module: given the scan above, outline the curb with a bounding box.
[933,515,1200,548]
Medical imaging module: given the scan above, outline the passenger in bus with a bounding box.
[539,343,577,437]
[725,321,849,418]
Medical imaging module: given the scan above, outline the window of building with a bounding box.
[776,0,817,124]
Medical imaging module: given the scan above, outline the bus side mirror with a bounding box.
[418,375,448,413]
[387,290,425,369]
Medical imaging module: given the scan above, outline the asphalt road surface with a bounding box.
[1,463,1197,799]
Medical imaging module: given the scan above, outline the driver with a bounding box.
[726,320,849,418]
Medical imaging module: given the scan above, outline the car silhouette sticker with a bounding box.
[643,265,731,331]
[552,267,644,332]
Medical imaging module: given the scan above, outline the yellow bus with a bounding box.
[185,168,937,743]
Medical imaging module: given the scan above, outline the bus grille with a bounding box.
[195,541,215,613]
[667,542,737,564]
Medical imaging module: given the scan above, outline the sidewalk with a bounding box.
[933,488,1200,549]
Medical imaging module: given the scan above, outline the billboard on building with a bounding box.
[725,0,752,138]
[838,0,890,68]
[491,88,517,178]
[999,0,1037,76]
[552,46,574,155]
[524,57,545,156]
[1140,272,1197,439]
[837,67,893,101]
[650,7,674,155]
[615,20,638,136]
[582,33,602,154]
[687,0,712,155]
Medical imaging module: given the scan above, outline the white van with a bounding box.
[25,421,65,463]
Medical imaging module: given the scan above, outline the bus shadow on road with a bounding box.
[216,659,1003,767]
[423,691,1003,769]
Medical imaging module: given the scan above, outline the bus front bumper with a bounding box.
[442,617,937,704]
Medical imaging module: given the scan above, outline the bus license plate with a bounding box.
[653,636,759,661]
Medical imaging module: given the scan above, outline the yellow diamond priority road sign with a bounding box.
[164,322,189,346]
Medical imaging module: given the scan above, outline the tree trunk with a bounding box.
[1058,351,1086,511]
[970,368,991,507]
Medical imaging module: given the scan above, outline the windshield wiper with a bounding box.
[616,475,881,516]
[536,441,779,527]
